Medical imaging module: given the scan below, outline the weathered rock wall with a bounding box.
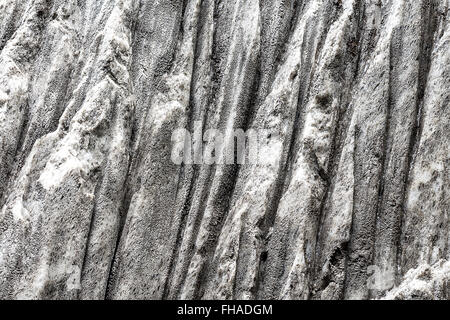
[0,0,448,299]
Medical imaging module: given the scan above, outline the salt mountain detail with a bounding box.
[0,0,448,300]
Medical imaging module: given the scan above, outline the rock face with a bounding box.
[382,260,449,300]
[0,0,448,300]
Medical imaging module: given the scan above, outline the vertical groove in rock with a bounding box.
[0,0,448,300]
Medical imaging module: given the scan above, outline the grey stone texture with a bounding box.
[0,0,448,299]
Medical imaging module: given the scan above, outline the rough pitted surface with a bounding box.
[382,260,449,300]
[0,0,448,300]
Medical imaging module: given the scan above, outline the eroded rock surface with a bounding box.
[0,0,448,300]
